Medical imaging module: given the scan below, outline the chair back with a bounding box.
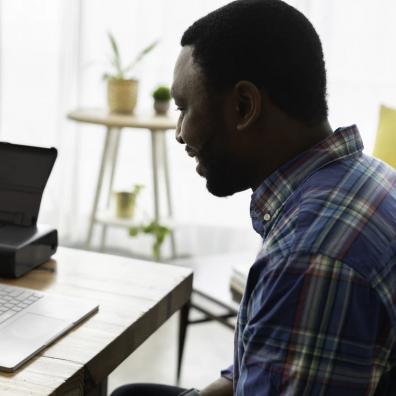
[373,105,396,168]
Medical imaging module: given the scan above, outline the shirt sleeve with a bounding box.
[220,364,233,381]
[236,253,394,395]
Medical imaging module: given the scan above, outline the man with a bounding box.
[112,0,396,395]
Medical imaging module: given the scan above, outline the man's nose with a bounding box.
[175,128,184,144]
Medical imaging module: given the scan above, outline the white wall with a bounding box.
[0,0,395,255]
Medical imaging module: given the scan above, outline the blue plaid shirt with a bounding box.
[222,126,396,395]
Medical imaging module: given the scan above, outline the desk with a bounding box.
[67,109,178,258]
[0,247,192,395]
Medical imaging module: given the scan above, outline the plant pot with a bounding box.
[107,79,138,114]
[154,100,170,115]
[115,191,136,218]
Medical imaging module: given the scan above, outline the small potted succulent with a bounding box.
[104,32,158,114]
[152,85,171,115]
[129,220,171,260]
[114,184,144,219]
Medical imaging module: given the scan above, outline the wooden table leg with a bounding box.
[161,132,177,259]
[100,128,122,250]
[87,378,107,396]
[150,130,161,223]
[85,128,113,248]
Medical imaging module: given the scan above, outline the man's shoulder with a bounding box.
[272,153,396,280]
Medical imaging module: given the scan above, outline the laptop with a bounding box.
[0,283,98,371]
[0,142,99,371]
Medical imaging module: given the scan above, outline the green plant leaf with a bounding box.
[152,241,161,260]
[123,39,159,75]
[153,86,171,101]
[108,31,122,76]
[132,184,144,196]
[135,40,158,62]
[128,219,170,260]
[128,226,141,237]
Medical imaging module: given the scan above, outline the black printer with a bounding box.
[0,142,58,278]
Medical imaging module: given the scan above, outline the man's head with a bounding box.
[172,0,329,197]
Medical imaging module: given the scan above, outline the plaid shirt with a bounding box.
[222,126,396,395]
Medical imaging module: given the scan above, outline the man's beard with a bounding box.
[198,142,253,197]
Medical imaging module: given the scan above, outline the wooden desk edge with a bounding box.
[0,251,193,395]
[70,271,193,395]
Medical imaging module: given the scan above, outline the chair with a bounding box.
[373,105,396,168]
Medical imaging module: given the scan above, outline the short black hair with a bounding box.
[181,0,328,126]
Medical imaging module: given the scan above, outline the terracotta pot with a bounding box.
[115,191,137,218]
[107,79,138,114]
[154,100,170,115]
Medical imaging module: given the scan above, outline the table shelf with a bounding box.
[95,211,175,229]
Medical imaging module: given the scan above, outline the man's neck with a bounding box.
[250,119,333,191]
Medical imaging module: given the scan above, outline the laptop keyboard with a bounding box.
[0,285,43,325]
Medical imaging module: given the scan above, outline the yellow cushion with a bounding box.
[373,105,396,169]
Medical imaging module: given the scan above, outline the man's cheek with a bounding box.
[184,120,210,151]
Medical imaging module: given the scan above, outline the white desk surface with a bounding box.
[0,247,192,395]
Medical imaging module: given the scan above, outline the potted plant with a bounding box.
[114,184,144,219]
[152,85,171,115]
[104,32,158,114]
[129,220,171,260]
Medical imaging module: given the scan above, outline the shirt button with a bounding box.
[263,213,271,221]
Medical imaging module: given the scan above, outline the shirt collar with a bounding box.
[250,125,364,237]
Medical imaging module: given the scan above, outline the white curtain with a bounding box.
[301,0,396,151]
[0,0,395,255]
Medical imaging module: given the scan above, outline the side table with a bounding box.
[67,108,178,259]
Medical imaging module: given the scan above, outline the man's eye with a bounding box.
[176,106,185,113]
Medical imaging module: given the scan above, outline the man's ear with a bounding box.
[234,81,262,131]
